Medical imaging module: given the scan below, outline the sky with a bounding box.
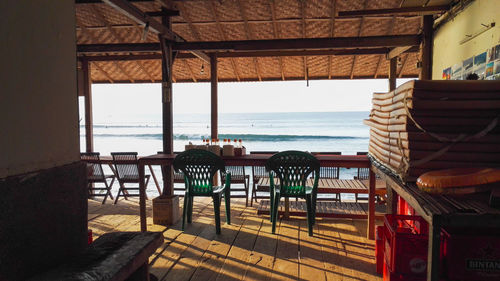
[80,78,412,124]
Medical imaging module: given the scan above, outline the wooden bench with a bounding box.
[30,232,163,281]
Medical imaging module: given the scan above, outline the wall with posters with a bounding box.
[433,0,500,80]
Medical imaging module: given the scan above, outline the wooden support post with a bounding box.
[161,12,174,197]
[367,168,376,240]
[427,216,442,280]
[139,163,146,231]
[210,53,218,140]
[82,59,94,152]
[150,11,181,227]
[420,15,433,80]
[389,57,397,91]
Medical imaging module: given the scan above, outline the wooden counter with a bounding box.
[371,162,500,281]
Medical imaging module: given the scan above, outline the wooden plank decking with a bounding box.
[88,197,382,281]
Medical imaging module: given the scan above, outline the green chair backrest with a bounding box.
[173,149,225,195]
[265,151,320,197]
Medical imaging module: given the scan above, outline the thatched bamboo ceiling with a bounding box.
[75,0,454,83]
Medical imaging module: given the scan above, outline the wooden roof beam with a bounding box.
[172,35,421,52]
[338,5,449,17]
[77,46,419,58]
[387,45,413,59]
[145,10,179,17]
[100,0,210,63]
[398,53,410,78]
[101,0,177,40]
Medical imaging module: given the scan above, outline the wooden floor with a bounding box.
[88,197,382,281]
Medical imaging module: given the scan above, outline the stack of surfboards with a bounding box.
[364,80,500,182]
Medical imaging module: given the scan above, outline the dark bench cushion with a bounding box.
[30,232,163,281]
[0,162,88,281]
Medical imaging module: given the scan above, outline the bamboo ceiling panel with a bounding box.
[75,0,449,83]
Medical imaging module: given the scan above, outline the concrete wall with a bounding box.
[432,0,500,79]
[0,1,79,178]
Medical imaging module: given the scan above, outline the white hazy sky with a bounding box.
[83,79,412,123]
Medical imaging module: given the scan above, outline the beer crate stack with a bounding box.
[364,80,500,182]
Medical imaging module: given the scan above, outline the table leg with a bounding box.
[148,164,162,195]
[427,217,441,281]
[367,169,375,240]
[139,164,147,232]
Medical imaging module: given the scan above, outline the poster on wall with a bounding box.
[442,67,451,80]
[485,62,494,78]
[463,57,473,79]
[487,44,500,80]
[451,63,463,80]
[473,52,487,79]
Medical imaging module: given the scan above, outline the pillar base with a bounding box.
[152,195,180,226]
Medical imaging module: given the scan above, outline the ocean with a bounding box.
[80,111,370,198]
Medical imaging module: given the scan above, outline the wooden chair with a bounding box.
[266,151,320,236]
[173,149,231,234]
[311,152,342,201]
[80,152,115,204]
[250,151,279,206]
[220,166,250,206]
[111,152,150,204]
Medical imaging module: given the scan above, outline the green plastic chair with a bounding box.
[173,149,231,234]
[265,151,320,236]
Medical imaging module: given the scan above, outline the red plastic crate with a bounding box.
[376,225,385,274]
[397,197,414,216]
[384,215,428,276]
[441,227,500,281]
[383,256,426,281]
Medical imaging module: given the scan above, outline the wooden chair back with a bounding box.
[81,152,105,180]
[111,152,139,181]
[250,151,278,181]
[311,152,341,179]
[356,152,369,180]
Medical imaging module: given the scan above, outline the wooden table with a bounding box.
[256,178,384,220]
[372,163,500,281]
[137,153,377,239]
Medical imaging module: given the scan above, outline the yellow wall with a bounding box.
[0,1,79,177]
[432,0,500,79]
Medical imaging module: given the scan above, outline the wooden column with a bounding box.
[161,12,174,197]
[82,59,93,152]
[427,216,442,280]
[389,57,397,91]
[210,53,218,140]
[420,15,433,80]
